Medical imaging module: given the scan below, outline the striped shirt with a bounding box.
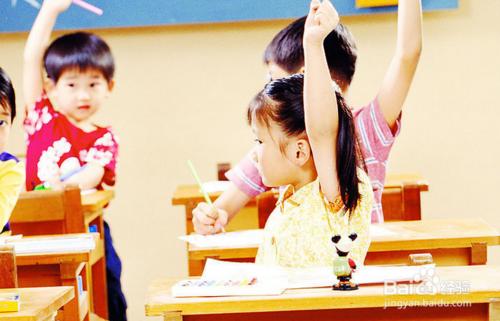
[226,98,401,223]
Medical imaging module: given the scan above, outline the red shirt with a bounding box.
[23,94,118,191]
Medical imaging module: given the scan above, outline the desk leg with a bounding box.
[471,243,487,265]
[490,298,500,321]
[91,255,109,318]
[60,262,88,321]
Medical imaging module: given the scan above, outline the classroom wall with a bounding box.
[1,0,499,320]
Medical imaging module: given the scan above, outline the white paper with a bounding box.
[201,259,435,290]
[179,229,264,248]
[81,188,97,195]
[370,224,398,237]
[5,235,95,255]
[181,225,397,249]
[201,181,231,193]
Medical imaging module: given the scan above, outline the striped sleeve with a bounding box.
[354,98,402,162]
[225,148,269,197]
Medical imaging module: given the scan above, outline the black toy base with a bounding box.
[333,282,359,291]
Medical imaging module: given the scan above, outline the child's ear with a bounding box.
[44,78,56,93]
[291,139,311,166]
[107,79,115,92]
[298,66,305,74]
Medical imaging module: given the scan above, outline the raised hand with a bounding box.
[42,0,73,14]
[304,0,339,45]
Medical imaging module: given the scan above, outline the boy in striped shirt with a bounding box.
[193,0,422,232]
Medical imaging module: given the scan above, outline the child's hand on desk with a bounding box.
[192,202,228,235]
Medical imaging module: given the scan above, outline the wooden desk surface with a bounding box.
[188,218,500,260]
[172,173,428,205]
[145,265,500,317]
[0,286,74,321]
[81,190,114,213]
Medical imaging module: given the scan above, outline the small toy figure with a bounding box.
[331,233,358,291]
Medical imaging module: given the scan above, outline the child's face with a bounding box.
[0,104,12,153]
[48,68,113,123]
[252,119,297,187]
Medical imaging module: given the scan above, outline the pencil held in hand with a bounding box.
[187,160,226,233]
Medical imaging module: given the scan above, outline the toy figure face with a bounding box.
[331,233,358,255]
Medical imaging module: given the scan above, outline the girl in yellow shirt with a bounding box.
[0,67,25,232]
[250,0,373,268]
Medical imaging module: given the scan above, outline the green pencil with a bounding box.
[187,160,225,233]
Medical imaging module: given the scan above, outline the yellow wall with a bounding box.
[1,0,499,320]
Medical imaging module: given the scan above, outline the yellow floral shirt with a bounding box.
[256,169,373,268]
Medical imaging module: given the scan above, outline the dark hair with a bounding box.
[0,67,16,122]
[264,17,357,91]
[44,32,115,83]
[248,74,361,213]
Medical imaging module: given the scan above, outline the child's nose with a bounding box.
[77,89,91,100]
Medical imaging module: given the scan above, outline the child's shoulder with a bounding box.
[0,152,25,180]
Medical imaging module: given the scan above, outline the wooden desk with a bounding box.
[15,234,97,321]
[145,265,500,321]
[0,286,74,321]
[10,190,114,320]
[173,173,429,234]
[187,218,500,275]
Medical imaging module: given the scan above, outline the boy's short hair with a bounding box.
[44,32,115,84]
[0,67,16,122]
[263,16,357,91]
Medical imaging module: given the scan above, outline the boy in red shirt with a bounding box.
[23,0,125,319]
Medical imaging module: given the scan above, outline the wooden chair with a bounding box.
[256,181,425,228]
[217,163,231,181]
[0,245,17,288]
[381,182,423,221]
[9,185,85,236]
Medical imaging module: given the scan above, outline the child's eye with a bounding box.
[67,83,75,88]
[90,82,98,88]
[254,138,263,144]
[0,120,7,127]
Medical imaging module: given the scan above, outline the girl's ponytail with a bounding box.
[335,92,360,214]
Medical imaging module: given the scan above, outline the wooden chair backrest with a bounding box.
[9,186,85,236]
[0,245,17,288]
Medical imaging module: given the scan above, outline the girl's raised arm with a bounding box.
[303,0,340,203]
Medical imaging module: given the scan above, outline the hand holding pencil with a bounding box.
[188,161,228,235]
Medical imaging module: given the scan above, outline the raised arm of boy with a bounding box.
[377,0,422,131]
[303,0,340,203]
[23,0,72,109]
